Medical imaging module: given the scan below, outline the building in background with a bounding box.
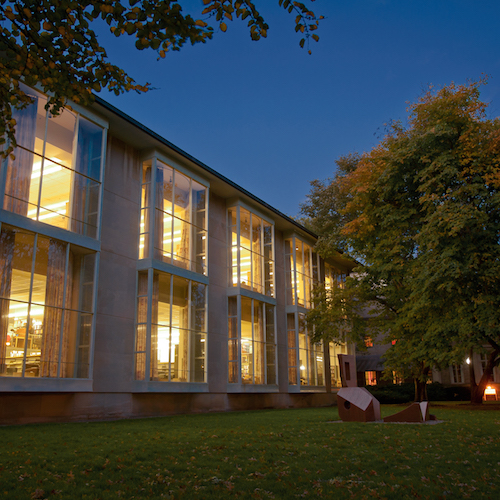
[356,334,499,397]
[0,84,355,424]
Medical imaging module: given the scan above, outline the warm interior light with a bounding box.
[485,386,496,395]
[28,201,68,221]
[466,357,471,364]
[8,302,45,318]
[157,327,180,364]
[31,159,63,179]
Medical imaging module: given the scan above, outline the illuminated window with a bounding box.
[329,342,347,388]
[3,84,104,238]
[287,312,324,386]
[365,371,377,386]
[227,206,274,296]
[392,371,403,384]
[228,296,276,385]
[364,337,374,348]
[324,263,346,294]
[285,237,317,308]
[0,225,95,378]
[135,271,206,383]
[139,160,207,275]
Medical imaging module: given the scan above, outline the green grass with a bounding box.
[1,404,499,499]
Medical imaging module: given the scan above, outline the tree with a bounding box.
[0,0,322,157]
[303,80,500,403]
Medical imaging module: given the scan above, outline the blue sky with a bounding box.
[97,0,500,217]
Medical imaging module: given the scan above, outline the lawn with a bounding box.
[0,403,499,499]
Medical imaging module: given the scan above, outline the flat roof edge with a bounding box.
[94,94,319,239]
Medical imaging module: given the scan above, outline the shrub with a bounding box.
[364,382,471,403]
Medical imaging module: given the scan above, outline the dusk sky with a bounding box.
[97,0,500,217]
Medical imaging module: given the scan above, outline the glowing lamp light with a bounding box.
[466,357,471,365]
[484,385,497,401]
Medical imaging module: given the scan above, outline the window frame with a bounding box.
[0,223,98,390]
[133,267,209,391]
[138,155,209,276]
[227,203,275,297]
[285,235,318,308]
[450,364,464,384]
[227,294,278,390]
[286,310,325,389]
[0,84,107,241]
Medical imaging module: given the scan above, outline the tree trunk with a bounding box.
[414,378,425,402]
[414,366,430,402]
[469,348,481,405]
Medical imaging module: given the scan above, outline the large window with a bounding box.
[329,342,347,388]
[228,206,274,296]
[228,296,276,385]
[285,236,324,387]
[139,159,207,275]
[3,84,104,238]
[451,364,464,384]
[287,312,324,386]
[285,237,318,308]
[135,270,206,383]
[0,224,95,378]
[324,263,346,293]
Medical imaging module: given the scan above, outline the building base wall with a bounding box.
[0,392,338,426]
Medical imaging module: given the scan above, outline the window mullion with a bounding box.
[170,170,175,265]
[237,294,242,384]
[35,112,49,221]
[56,242,70,378]
[249,213,253,291]
[292,236,298,306]
[236,207,241,289]
[187,280,192,382]
[273,305,277,385]
[67,115,79,228]
[263,302,266,385]
[145,268,153,381]
[259,219,264,294]
[21,233,38,377]
[250,298,254,384]
[188,178,193,271]
[294,312,300,386]
[168,275,174,382]
[148,159,157,261]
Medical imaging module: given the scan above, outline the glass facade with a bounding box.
[324,263,346,294]
[0,225,95,378]
[287,312,324,386]
[329,342,347,388]
[3,84,104,238]
[228,206,274,296]
[135,270,207,383]
[285,238,317,308]
[285,236,326,387]
[139,159,207,275]
[228,296,276,385]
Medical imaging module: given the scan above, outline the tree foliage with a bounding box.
[0,0,322,157]
[303,80,500,402]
